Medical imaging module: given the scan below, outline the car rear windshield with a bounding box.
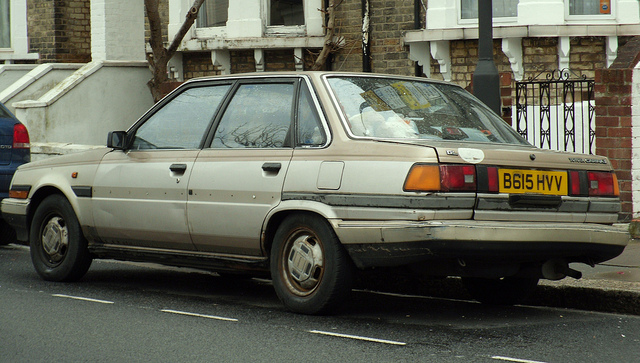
[326,76,529,146]
[0,105,13,119]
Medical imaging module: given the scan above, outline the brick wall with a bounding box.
[265,49,296,72]
[231,50,256,74]
[368,0,415,75]
[594,37,640,221]
[448,40,511,88]
[183,52,220,79]
[145,0,169,44]
[570,37,606,80]
[27,0,91,63]
[332,0,421,74]
[332,0,362,71]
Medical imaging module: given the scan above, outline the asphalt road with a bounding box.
[2,244,640,363]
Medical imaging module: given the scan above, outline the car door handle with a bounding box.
[262,162,281,173]
[170,163,188,174]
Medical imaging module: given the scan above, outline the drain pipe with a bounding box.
[362,0,371,72]
[414,0,422,77]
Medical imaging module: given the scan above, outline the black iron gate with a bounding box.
[515,70,595,154]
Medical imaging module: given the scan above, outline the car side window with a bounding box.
[211,83,294,148]
[132,85,230,150]
[297,82,326,146]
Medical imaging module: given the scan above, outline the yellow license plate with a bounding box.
[499,169,568,195]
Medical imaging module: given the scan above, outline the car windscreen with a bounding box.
[326,76,529,146]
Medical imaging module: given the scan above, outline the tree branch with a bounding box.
[166,0,206,59]
[144,0,166,62]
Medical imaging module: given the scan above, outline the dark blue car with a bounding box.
[0,102,30,245]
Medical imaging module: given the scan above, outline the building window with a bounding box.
[197,0,229,28]
[460,0,518,19]
[0,0,10,48]
[270,0,304,26]
[569,0,611,15]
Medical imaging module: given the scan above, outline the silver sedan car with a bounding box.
[1,72,629,314]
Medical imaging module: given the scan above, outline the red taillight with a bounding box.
[587,171,619,197]
[486,166,499,192]
[13,123,30,149]
[440,165,476,192]
[570,170,581,196]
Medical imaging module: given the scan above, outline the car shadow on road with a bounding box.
[73,259,640,318]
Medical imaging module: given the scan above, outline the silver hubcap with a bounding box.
[285,233,324,295]
[41,216,68,263]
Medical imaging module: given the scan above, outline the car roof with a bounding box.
[185,71,457,88]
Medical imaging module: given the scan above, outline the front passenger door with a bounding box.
[92,84,231,250]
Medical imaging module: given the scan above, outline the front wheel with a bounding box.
[30,195,92,282]
[270,213,354,315]
[462,276,539,305]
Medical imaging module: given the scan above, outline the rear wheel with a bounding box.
[270,213,353,315]
[30,195,92,282]
[462,276,539,305]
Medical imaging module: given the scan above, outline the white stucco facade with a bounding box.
[91,0,146,61]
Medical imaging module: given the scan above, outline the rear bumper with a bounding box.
[331,220,630,269]
[1,198,30,242]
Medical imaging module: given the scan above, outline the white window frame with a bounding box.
[194,0,229,38]
[0,0,10,49]
[0,0,36,62]
[565,0,615,22]
[265,0,306,35]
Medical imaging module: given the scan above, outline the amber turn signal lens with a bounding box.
[9,190,29,199]
[404,165,441,192]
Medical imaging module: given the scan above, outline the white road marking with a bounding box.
[491,356,548,363]
[52,294,114,304]
[309,330,407,346]
[161,309,238,322]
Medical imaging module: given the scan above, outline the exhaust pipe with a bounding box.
[542,259,582,280]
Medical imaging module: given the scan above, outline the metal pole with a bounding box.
[473,0,501,115]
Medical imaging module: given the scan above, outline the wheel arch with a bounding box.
[27,186,73,238]
[262,201,340,257]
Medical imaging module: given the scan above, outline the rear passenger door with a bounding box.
[187,78,299,256]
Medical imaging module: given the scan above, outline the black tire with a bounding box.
[462,276,539,305]
[270,213,354,315]
[0,219,17,246]
[30,195,92,282]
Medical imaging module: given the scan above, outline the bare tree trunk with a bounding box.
[311,0,337,71]
[145,0,205,102]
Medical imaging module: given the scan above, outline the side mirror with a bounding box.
[107,131,127,149]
